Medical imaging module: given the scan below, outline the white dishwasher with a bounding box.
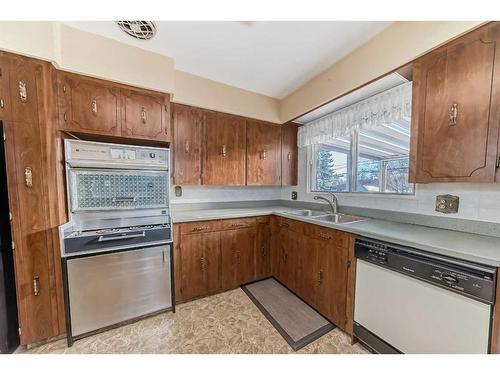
[354,237,496,354]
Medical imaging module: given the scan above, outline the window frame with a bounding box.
[308,129,415,196]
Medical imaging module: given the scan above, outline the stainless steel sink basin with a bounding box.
[285,209,329,217]
[313,213,366,224]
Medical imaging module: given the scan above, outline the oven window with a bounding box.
[70,170,169,211]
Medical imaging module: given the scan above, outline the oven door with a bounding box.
[65,245,172,338]
[67,168,169,212]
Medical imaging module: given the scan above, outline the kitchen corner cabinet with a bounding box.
[281,123,298,186]
[220,226,256,289]
[409,22,500,183]
[172,103,204,185]
[203,111,246,185]
[57,71,171,142]
[246,120,282,185]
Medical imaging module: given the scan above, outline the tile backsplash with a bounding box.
[171,185,282,204]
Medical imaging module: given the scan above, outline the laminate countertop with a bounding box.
[171,206,500,267]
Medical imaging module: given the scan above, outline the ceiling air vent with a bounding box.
[116,21,157,40]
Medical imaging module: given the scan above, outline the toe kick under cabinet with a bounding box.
[173,215,356,333]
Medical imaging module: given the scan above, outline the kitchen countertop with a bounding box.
[172,206,500,268]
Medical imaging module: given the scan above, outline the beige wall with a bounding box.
[173,70,280,122]
[280,21,485,122]
[0,21,56,61]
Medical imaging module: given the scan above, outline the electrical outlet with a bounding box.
[174,186,182,197]
[291,191,298,200]
[435,194,459,214]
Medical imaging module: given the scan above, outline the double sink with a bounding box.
[284,209,366,224]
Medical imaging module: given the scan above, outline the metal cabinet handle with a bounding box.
[192,225,209,232]
[287,152,292,161]
[318,270,323,286]
[261,246,266,257]
[200,256,205,272]
[184,140,190,154]
[33,276,40,296]
[24,167,33,188]
[319,232,332,240]
[19,81,27,103]
[260,149,267,160]
[91,99,98,114]
[230,223,244,228]
[221,144,227,157]
[0,98,4,108]
[141,107,147,124]
[449,103,458,126]
[97,231,145,242]
[280,222,290,228]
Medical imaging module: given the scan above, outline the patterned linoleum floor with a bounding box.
[20,288,368,354]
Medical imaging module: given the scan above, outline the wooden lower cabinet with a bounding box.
[178,231,221,302]
[175,215,354,333]
[221,227,256,289]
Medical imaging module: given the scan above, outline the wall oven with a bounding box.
[59,140,173,346]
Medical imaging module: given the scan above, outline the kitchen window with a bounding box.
[303,81,414,195]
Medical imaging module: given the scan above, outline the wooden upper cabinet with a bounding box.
[281,123,298,186]
[57,72,121,136]
[121,88,171,142]
[410,23,500,183]
[246,120,282,185]
[204,112,246,185]
[172,103,204,185]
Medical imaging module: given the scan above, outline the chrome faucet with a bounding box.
[314,193,338,214]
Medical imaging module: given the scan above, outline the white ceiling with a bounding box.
[63,21,392,98]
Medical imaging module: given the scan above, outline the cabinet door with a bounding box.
[255,221,271,279]
[2,55,59,344]
[281,123,298,186]
[172,104,204,185]
[246,120,282,185]
[317,237,348,328]
[277,227,300,292]
[410,23,500,183]
[180,232,221,301]
[297,237,319,307]
[221,227,256,289]
[57,72,121,136]
[121,88,170,142]
[204,112,246,185]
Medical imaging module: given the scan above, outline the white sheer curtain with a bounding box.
[297,82,412,148]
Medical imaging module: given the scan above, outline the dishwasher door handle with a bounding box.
[97,232,146,242]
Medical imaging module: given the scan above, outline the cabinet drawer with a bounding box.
[277,217,303,233]
[220,217,256,231]
[304,224,347,248]
[181,220,221,234]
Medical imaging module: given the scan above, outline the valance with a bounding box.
[297,81,412,147]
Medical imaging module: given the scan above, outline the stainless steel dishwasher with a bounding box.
[354,236,497,354]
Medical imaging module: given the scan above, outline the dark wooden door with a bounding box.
[204,112,246,185]
[180,232,221,301]
[221,227,256,289]
[121,88,170,142]
[57,72,121,136]
[172,104,204,185]
[246,120,281,185]
[255,219,271,279]
[281,123,298,186]
[410,23,500,183]
[1,54,59,344]
[277,226,299,292]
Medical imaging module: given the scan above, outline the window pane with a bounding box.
[385,158,413,193]
[312,138,350,192]
[357,156,380,192]
[356,120,414,194]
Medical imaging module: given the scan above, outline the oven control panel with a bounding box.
[65,139,169,169]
